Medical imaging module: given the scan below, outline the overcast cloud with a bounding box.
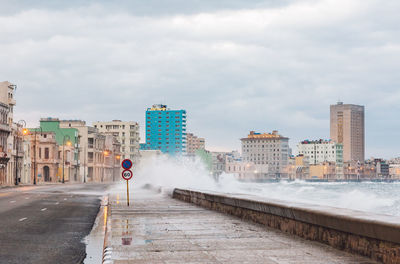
[0,0,399,158]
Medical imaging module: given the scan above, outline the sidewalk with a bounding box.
[104,189,377,264]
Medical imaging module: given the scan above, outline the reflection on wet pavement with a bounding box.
[103,189,378,264]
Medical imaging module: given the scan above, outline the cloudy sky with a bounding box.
[1,0,399,158]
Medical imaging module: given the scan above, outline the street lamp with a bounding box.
[114,154,121,182]
[102,149,111,182]
[62,135,71,184]
[32,127,43,185]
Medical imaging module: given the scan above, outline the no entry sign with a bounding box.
[122,169,133,181]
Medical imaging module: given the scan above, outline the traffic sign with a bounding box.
[122,169,133,181]
[121,159,133,170]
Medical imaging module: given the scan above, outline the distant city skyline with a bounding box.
[1,0,399,159]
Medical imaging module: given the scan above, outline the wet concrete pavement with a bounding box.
[0,183,110,264]
[106,189,378,264]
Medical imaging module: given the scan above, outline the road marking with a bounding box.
[41,208,47,212]
[55,202,59,205]
[25,197,29,199]
[10,200,16,203]
[19,217,27,222]
[64,198,67,200]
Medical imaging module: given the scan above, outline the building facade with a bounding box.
[60,120,120,183]
[297,139,343,165]
[29,132,60,183]
[7,123,24,185]
[34,118,79,182]
[241,130,289,178]
[330,102,365,162]
[0,81,17,186]
[141,104,187,155]
[21,136,31,184]
[186,133,205,156]
[103,134,122,182]
[0,82,11,185]
[93,120,140,163]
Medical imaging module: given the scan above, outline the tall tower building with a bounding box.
[142,104,186,155]
[330,102,365,162]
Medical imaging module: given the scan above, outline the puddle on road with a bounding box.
[83,197,108,264]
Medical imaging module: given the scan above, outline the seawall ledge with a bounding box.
[173,188,400,264]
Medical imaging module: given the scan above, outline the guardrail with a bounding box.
[173,188,400,264]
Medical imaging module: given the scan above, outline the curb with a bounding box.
[102,194,113,264]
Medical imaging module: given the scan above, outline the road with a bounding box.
[0,183,111,264]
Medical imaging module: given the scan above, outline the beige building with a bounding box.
[7,123,24,185]
[241,130,290,178]
[29,132,59,183]
[225,160,269,181]
[103,134,122,182]
[0,82,12,185]
[186,133,205,155]
[60,120,122,182]
[93,120,140,163]
[330,102,365,162]
[21,136,31,184]
[0,81,18,186]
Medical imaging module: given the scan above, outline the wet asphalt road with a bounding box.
[0,183,110,264]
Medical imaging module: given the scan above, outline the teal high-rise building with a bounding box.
[141,104,187,154]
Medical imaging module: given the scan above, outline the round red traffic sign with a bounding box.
[122,169,133,181]
[121,159,133,170]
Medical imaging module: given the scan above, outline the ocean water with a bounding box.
[218,175,400,217]
[135,155,400,217]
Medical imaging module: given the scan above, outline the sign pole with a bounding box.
[121,159,133,207]
[126,179,130,206]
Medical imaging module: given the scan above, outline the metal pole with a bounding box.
[34,130,37,185]
[126,180,129,206]
[62,139,65,184]
[83,145,86,183]
[15,134,18,185]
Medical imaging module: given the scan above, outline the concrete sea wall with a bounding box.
[173,188,400,264]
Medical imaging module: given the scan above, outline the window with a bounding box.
[39,148,42,158]
[45,148,49,159]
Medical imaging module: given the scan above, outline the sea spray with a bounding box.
[116,155,400,217]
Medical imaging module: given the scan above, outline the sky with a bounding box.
[0,0,399,158]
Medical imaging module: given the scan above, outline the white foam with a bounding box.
[120,155,400,217]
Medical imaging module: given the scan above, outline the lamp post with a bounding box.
[103,149,110,182]
[115,154,121,182]
[32,127,43,185]
[62,135,71,184]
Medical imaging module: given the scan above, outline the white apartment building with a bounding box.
[93,120,140,163]
[241,131,289,178]
[297,139,343,165]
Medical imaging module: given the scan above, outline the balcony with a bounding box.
[0,123,11,133]
[8,98,16,106]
